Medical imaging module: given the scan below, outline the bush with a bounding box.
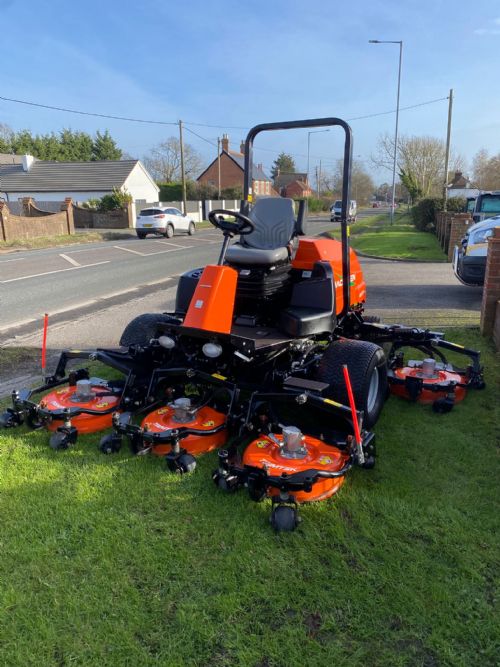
[97,187,133,212]
[446,196,467,213]
[411,197,443,231]
[306,197,331,213]
[158,183,182,201]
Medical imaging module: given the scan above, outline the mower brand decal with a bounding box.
[259,460,298,472]
[152,422,167,430]
[334,274,357,289]
[156,407,170,415]
[202,420,215,427]
[318,455,333,465]
[49,400,64,409]
[95,401,110,409]
[212,373,227,381]
[256,439,270,448]
[56,389,66,395]
[323,398,343,408]
[194,300,204,309]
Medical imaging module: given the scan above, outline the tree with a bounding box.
[143,137,202,182]
[399,168,423,203]
[92,130,122,161]
[324,159,375,205]
[59,129,94,161]
[271,152,296,180]
[0,123,14,153]
[471,149,500,190]
[372,133,465,199]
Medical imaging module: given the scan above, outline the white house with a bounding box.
[0,155,159,204]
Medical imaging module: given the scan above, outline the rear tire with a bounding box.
[188,221,195,235]
[137,232,147,239]
[165,224,174,238]
[316,338,387,428]
[119,313,180,347]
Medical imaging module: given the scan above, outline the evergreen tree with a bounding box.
[271,152,296,180]
[92,130,122,161]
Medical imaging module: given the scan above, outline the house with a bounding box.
[197,135,274,197]
[0,153,23,165]
[273,172,312,198]
[0,155,159,204]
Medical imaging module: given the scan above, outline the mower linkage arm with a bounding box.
[110,411,227,446]
[246,458,354,494]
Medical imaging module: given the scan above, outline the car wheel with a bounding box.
[315,338,388,428]
[165,224,174,239]
[188,221,195,236]
[137,232,147,239]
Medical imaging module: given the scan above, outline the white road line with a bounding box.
[0,317,36,333]
[0,261,110,284]
[0,256,26,263]
[59,253,81,267]
[113,245,145,256]
[152,240,189,248]
[66,245,111,254]
[181,236,219,244]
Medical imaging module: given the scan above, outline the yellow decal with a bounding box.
[347,225,350,237]
[95,401,110,409]
[256,439,270,448]
[157,407,170,415]
[202,420,215,427]
[318,455,332,465]
[324,398,343,408]
[454,344,464,349]
[247,194,253,202]
[212,373,227,381]
[56,389,66,395]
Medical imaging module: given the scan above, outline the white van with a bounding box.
[330,199,357,222]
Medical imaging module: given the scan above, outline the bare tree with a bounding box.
[325,159,375,204]
[472,149,500,190]
[371,133,465,198]
[143,137,203,182]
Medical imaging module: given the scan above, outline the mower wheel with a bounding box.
[49,430,71,450]
[119,313,180,347]
[270,505,299,532]
[316,339,388,428]
[0,409,23,428]
[175,453,197,474]
[165,224,174,238]
[99,433,122,454]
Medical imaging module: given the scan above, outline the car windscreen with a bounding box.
[334,201,342,207]
[479,196,500,212]
[139,209,163,216]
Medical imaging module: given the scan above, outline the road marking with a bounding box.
[0,257,25,263]
[0,261,110,284]
[153,240,189,249]
[181,236,219,244]
[67,245,111,254]
[113,245,145,255]
[0,317,37,333]
[59,253,81,267]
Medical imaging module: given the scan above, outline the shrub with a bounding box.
[411,197,443,231]
[306,197,331,212]
[81,198,100,210]
[446,196,467,213]
[97,187,133,212]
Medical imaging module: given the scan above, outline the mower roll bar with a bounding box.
[242,117,353,318]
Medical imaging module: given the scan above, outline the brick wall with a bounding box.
[480,226,500,336]
[0,199,73,241]
[447,214,473,261]
[73,203,133,229]
[493,301,500,350]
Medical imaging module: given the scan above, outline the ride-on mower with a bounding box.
[1,117,484,530]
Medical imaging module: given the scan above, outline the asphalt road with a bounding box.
[0,209,482,348]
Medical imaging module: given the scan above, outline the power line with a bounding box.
[183,125,218,148]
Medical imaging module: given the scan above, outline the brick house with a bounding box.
[197,135,273,196]
[274,172,312,198]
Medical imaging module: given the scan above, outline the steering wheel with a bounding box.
[208,209,255,236]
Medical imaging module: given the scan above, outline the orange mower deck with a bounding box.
[41,385,120,434]
[390,367,467,404]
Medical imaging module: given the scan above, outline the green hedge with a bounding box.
[411,197,443,231]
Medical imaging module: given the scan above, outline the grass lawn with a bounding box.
[330,212,446,261]
[0,328,498,666]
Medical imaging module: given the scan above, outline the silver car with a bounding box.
[136,206,196,239]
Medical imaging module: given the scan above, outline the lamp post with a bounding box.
[369,39,403,225]
[307,129,329,185]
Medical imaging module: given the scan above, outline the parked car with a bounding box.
[330,199,357,222]
[136,207,196,239]
[469,191,500,223]
[453,215,500,285]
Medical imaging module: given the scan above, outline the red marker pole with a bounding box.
[41,313,49,379]
[342,364,365,465]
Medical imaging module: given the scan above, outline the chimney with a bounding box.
[21,155,35,172]
[221,134,229,152]
[240,140,245,155]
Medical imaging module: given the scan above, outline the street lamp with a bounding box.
[307,129,330,184]
[369,39,403,225]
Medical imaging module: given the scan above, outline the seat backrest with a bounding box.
[243,197,296,250]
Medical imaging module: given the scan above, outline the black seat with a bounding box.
[225,197,296,266]
[279,261,336,337]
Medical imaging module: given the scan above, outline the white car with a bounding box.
[136,206,196,239]
[330,199,357,222]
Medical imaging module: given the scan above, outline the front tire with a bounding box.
[119,313,180,347]
[188,221,195,235]
[316,339,387,428]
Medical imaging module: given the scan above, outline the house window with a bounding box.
[254,181,259,194]
[266,182,270,194]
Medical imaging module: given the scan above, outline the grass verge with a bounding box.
[330,212,446,261]
[0,328,498,666]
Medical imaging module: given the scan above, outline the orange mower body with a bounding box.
[390,367,467,404]
[41,385,120,434]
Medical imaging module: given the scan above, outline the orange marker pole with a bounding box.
[342,364,365,465]
[41,313,49,378]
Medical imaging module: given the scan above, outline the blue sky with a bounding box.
[1,0,499,182]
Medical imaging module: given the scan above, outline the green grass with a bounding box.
[0,329,498,666]
[330,213,446,261]
[0,232,133,251]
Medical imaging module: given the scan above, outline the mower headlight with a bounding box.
[202,342,223,358]
[158,335,176,350]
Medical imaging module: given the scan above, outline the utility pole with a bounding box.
[443,88,454,210]
[318,160,322,197]
[217,137,221,199]
[179,120,187,214]
[315,166,319,198]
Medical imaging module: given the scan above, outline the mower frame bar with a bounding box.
[242,117,353,318]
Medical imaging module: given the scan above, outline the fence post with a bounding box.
[60,198,74,234]
[480,226,500,336]
[0,200,8,241]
